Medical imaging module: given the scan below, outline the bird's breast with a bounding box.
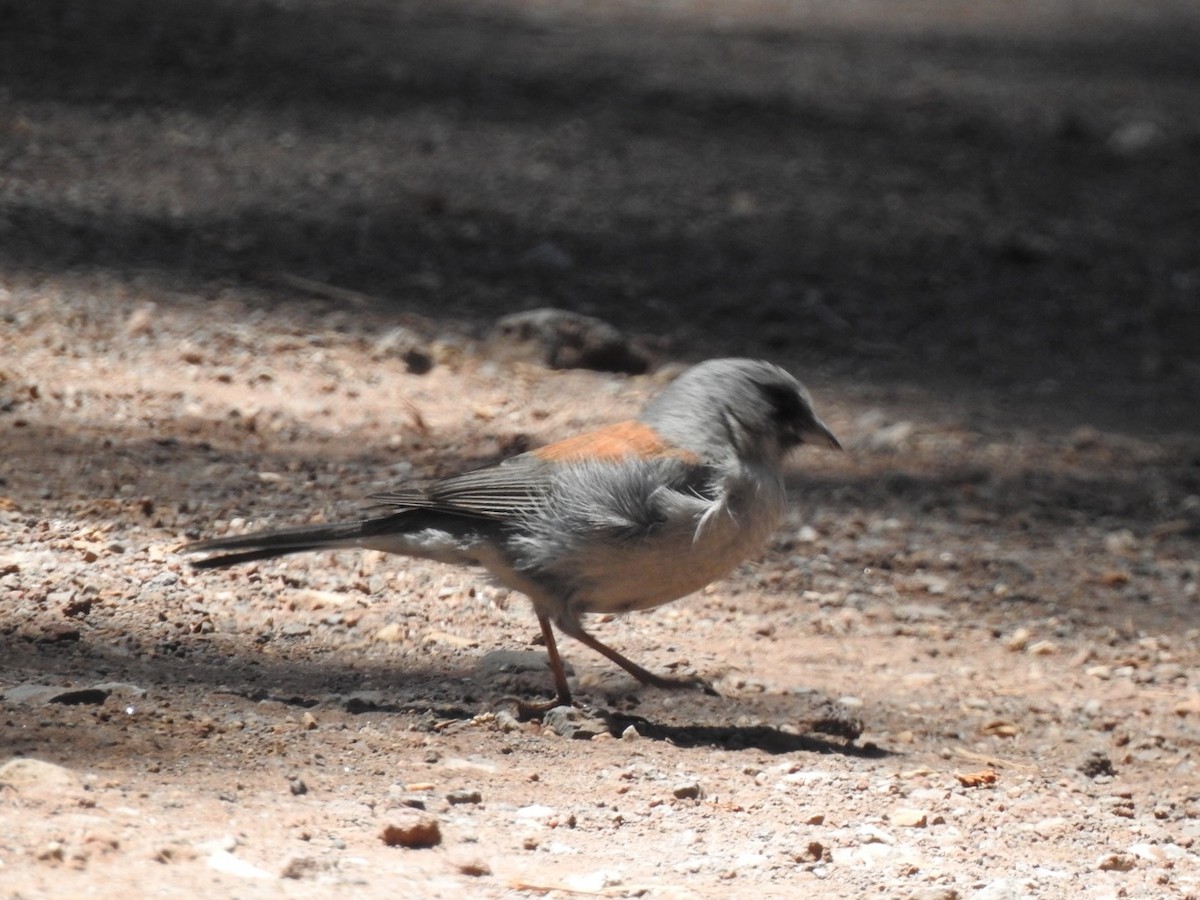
[563,465,787,617]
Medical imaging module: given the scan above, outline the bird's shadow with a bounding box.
[324,691,891,758]
[600,713,891,757]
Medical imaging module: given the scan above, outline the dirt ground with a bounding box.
[2,1,1200,897]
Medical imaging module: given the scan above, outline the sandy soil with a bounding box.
[2,1,1200,898]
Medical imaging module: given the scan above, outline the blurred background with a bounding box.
[3,0,1198,429]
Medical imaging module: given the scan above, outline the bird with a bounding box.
[184,358,841,711]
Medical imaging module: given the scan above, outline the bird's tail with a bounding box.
[184,516,406,569]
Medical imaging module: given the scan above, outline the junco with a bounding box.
[185,358,840,710]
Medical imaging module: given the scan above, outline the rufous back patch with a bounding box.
[532,420,699,464]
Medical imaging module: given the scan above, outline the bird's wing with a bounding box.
[369,453,552,521]
[369,420,701,522]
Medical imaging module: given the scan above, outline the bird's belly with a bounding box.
[567,499,781,616]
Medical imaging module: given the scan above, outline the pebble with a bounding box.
[373,622,407,643]
[672,781,703,800]
[380,810,442,848]
[544,705,608,740]
[280,856,324,880]
[1095,851,1136,871]
[447,789,482,805]
[488,308,649,374]
[890,808,929,828]
[454,857,492,877]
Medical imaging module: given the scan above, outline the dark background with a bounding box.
[3,0,1198,428]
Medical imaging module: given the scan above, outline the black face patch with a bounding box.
[755,379,806,426]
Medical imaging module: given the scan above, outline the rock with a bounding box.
[1096,851,1135,871]
[489,308,650,374]
[447,789,482,805]
[890,807,928,828]
[672,781,703,800]
[1026,640,1058,656]
[124,302,157,337]
[543,705,608,740]
[515,804,556,821]
[1078,751,1116,779]
[373,622,407,644]
[455,857,492,877]
[280,856,325,879]
[381,810,442,848]
[372,327,434,374]
[0,758,79,789]
[92,681,148,700]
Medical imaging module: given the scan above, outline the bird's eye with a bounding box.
[757,381,804,423]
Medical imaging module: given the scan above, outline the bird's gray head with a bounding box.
[639,358,841,465]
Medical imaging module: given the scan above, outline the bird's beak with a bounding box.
[801,417,842,451]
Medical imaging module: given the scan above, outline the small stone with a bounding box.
[1033,816,1068,837]
[447,789,482,805]
[544,705,608,740]
[891,807,928,828]
[37,841,65,862]
[301,711,318,730]
[288,777,308,796]
[489,308,649,374]
[1078,751,1116,779]
[1096,851,1136,871]
[1026,640,1058,656]
[455,858,492,877]
[374,622,407,644]
[672,781,703,800]
[1004,628,1031,652]
[124,303,157,336]
[280,856,324,880]
[381,811,442,848]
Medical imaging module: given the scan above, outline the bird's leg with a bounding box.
[507,612,575,718]
[556,618,719,696]
[537,611,575,707]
